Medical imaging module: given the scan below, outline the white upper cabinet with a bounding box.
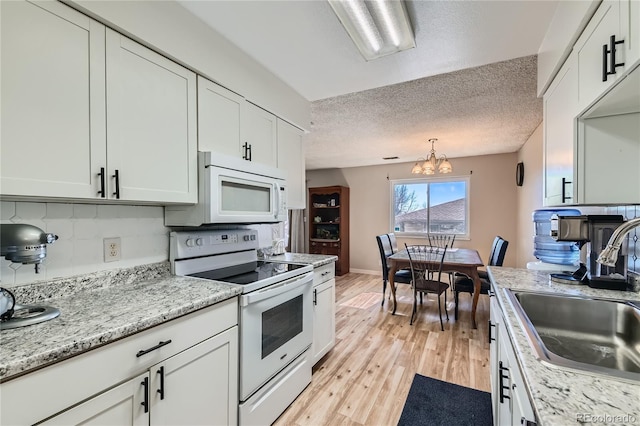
[105,30,197,203]
[277,119,306,209]
[575,0,640,112]
[243,102,278,168]
[197,76,244,157]
[0,1,197,204]
[0,0,106,199]
[198,77,278,168]
[543,52,579,206]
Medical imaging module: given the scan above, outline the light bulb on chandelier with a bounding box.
[411,138,453,175]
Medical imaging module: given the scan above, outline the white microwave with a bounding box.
[165,152,287,226]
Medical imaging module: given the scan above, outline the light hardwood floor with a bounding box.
[274,272,491,426]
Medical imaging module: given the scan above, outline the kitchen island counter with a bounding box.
[489,267,640,425]
[0,262,241,382]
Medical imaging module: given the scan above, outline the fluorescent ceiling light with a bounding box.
[328,0,415,61]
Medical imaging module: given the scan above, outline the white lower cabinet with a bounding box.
[311,263,336,365]
[489,295,536,426]
[0,299,238,426]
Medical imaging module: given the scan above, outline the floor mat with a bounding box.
[397,374,493,426]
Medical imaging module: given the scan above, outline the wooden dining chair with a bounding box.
[376,235,412,306]
[405,244,450,330]
[454,236,508,319]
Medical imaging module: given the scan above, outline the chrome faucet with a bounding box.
[597,217,640,267]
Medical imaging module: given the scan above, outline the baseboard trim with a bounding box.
[348,268,379,275]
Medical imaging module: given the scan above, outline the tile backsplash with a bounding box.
[1,201,284,288]
[1,202,167,287]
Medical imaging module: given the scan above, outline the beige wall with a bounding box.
[306,152,519,274]
[516,123,544,267]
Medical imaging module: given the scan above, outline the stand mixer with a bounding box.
[1,223,60,329]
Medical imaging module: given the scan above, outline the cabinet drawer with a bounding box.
[313,263,335,286]
[0,298,238,426]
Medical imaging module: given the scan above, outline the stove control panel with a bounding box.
[170,229,258,260]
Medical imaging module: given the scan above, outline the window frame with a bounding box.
[389,175,471,240]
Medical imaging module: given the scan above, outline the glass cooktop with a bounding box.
[188,261,307,285]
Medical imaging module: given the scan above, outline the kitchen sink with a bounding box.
[503,289,640,381]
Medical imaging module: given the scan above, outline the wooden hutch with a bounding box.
[308,186,349,275]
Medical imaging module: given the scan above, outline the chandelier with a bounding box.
[411,138,453,175]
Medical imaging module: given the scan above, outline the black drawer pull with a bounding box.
[136,340,172,358]
[488,320,496,343]
[499,361,510,403]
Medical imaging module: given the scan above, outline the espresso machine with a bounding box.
[550,214,628,289]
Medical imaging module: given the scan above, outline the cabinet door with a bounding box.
[0,0,106,199]
[41,372,148,426]
[489,296,500,422]
[576,0,624,111]
[198,76,244,156]
[543,53,578,206]
[244,103,277,167]
[312,278,336,365]
[277,119,306,209]
[105,29,197,203]
[150,327,238,426]
[622,0,640,69]
[496,325,513,426]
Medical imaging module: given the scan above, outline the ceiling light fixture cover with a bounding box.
[411,138,453,175]
[328,0,415,61]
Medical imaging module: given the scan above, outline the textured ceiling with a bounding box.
[306,55,542,169]
[177,0,557,170]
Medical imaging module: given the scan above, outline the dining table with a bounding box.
[387,247,484,328]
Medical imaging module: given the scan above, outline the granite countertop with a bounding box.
[269,252,338,268]
[488,267,640,426]
[0,262,241,382]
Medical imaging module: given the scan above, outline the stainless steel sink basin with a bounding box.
[504,289,640,381]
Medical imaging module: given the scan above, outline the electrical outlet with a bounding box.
[103,237,121,262]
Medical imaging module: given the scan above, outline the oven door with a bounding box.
[239,271,313,401]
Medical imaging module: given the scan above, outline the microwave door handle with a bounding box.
[274,182,280,219]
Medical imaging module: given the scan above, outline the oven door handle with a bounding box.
[240,272,313,306]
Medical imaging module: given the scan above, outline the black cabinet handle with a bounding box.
[561,177,572,203]
[112,169,120,199]
[603,35,625,81]
[157,366,165,400]
[247,143,252,161]
[602,43,609,82]
[242,142,249,160]
[499,361,510,403]
[136,340,172,358]
[313,288,317,305]
[488,320,496,343]
[141,377,149,413]
[97,167,106,198]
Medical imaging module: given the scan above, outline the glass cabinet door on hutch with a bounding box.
[308,186,349,275]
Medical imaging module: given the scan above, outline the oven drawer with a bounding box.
[313,263,335,286]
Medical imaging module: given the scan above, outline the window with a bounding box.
[390,176,470,238]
